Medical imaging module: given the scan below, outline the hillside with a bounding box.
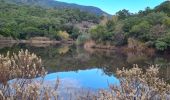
[0,0,100,40]
[89,1,170,51]
[1,0,170,51]
[5,0,110,16]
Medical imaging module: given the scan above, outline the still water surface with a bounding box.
[1,43,170,89]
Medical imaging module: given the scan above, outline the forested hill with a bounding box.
[0,0,100,40]
[1,0,170,51]
[5,0,110,16]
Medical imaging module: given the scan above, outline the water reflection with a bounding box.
[43,69,119,89]
[1,43,170,88]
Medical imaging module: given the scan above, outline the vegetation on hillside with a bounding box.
[0,0,100,40]
[5,0,109,16]
[90,1,170,51]
[1,0,170,51]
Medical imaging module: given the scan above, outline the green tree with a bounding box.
[90,25,113,42]
[129,21,151,41]
[116,9,131,20]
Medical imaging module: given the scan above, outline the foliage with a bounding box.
[155,34,170,50]
[116,9,132,20]
[90,25,113,43]
[0,1,100,40]
[129,21,151,41]
[90,1,170,51]
[5,0,109,16]
[57,31,70,40]
[155,1,170,17]
[155,40,168,51]
[1,0,170,51]
[76,33,91,45]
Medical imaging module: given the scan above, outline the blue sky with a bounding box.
[56,0,165,14]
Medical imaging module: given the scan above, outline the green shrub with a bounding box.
[57,31,70,40]
[76,33,91,45]
[155,40,168,51]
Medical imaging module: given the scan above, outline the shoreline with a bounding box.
[0,40,74,44]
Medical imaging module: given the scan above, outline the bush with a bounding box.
[90,25,113,43]
[129,21,151,41]
[0,50,46,80]
[127,38,146,51]
[97,65,170,100]
[57,31,70,40]
[0,50,49,100]
[76,33,91,45]
[155,41,168,51]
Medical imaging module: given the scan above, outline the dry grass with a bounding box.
[96,64,170,100]
[0,50,52,100]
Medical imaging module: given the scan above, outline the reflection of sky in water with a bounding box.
[43,68,119,89]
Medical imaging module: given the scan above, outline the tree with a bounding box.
[129,21,151,41]
[90,25,112,42]
[138,7,152,16]
[116,9,131,20]
[0,1,100,40]
[155,1,170,16]
[146,12,168,25]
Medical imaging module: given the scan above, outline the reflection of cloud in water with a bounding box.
[42,68,119,89]
[8,68,119,94]
[60,78,82,88]
[40,69,120,99]
[8,68,119,99]
[42,77,82,89]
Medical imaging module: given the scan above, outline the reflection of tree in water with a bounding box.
[126,52,149,64]
[124,51,170,81]
[1,44,170,81]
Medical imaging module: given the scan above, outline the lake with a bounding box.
[1,43,170,90]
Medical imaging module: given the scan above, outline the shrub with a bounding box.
[0,50,49,100]
[57,31,69,40]
[155,40,168,51]
[127,38,147,52]
[97,65,170,100]
[129,21,151,41]
[0,50,46,81]
[76,33,91,45]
